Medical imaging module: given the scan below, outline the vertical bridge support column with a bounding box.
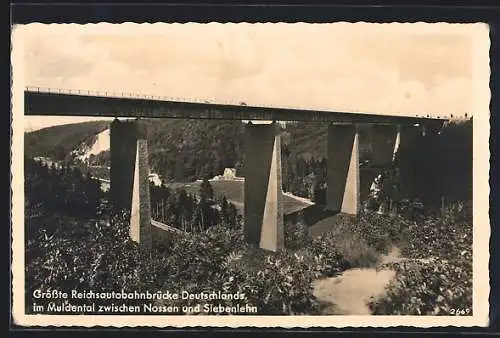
[110,119,152,248]
[326,123,360,215]
[129,139,152,249]
[110,119,139,212]
[371,125,398,168]
[244,122,284,252]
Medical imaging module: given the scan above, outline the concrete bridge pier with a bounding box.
[325,123,360,215]
[394,121,443,155]
[371,125,399,167]
[394,124,422,156]
[110,119,152,248]
[129,139,153,249]
[110,119,140,212]
[243,122,284,252]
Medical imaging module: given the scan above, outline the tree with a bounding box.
[394,120,472,207]
[200,178,214,202]
[220,196,229,219]
[312,181,326,205]
[53,145,67,162]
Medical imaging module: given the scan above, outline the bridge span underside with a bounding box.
[25,90,446,126]
[25,90,447,252]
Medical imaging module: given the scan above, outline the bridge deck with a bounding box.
[24,89,447,125]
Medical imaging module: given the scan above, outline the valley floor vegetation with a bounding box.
[24,158,472,315]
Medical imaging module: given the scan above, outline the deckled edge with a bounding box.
[11,22,492,328]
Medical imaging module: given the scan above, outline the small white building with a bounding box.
[148,172,162,186]
[223,168,236,180]
[33,156,61,169]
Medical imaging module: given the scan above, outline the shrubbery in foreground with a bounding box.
[368,202,472,315]
[27,204,408,315]
[26,167,472,316]
[26,210,326,314]
[285,211,406,272]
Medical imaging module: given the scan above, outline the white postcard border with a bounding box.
[11,22,491,328]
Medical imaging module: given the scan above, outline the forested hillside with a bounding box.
[24,118,473,208]
[282,122,372,161]
[25,121,110,161]
[141,119,245,182]
[24,119,370,196]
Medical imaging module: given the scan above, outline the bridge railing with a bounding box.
[24,86,454,119]
[24,86,310,111]
[24,86,250,106]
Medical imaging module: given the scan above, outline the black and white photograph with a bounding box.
[11,22,490,327]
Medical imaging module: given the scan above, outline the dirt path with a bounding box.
[312,246,400,315]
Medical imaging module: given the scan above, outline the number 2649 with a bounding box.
[450,308,471,315]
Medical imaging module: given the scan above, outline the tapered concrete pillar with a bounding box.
[244,122,284,252]
[129,139,152,249]
[371,125,398,167]
[392,127,401,162]
[394,125,421,157]
[326,124,360,215]
[110,119,139,212]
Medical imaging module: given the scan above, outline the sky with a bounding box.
[15,23,487,132]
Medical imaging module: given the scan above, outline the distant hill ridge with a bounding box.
[25,121,110,160]
[24,118,473,206]
[24,119,333,177]
[24,119,368,163]
[25,119,246,180]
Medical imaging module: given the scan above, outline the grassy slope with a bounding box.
[167,179,310,216]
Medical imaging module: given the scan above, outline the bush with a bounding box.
[307,234,348,276]
[286,211,398,271]
[335,236,380,269]
[369,257,472,315]
[368,202,472,315]
[162,225,247,287]
[216,248,322,315]
[401,202,472,260]
[26,207,324,315]
[26,210,147,312]
[316,222,380,269]
[286,212,387,272]
[354,211,406,254]
[157,224,332,315]
[284,218,309,250]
